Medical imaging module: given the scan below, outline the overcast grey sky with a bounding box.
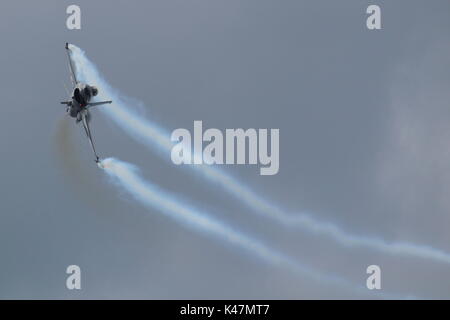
[0,0,449,299]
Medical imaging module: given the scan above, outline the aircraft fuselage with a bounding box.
[68,82,98,119]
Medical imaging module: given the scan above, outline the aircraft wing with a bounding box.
[65,42,78,86]
[80,110,100,162]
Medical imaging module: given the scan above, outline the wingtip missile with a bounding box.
[96,157,105,169]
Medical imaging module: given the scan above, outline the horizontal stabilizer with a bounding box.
[87,101,113,108]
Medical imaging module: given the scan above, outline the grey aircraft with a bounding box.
[60,42,112,163]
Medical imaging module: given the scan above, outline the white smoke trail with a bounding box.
[99,157,383,297]
[68,44,450,265]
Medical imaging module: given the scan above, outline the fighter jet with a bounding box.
[60,42,112,163]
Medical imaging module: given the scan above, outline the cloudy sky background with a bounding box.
[0,0,449,298]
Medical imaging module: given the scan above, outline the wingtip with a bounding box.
[96,158,105,169]
[65,42,69,50]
